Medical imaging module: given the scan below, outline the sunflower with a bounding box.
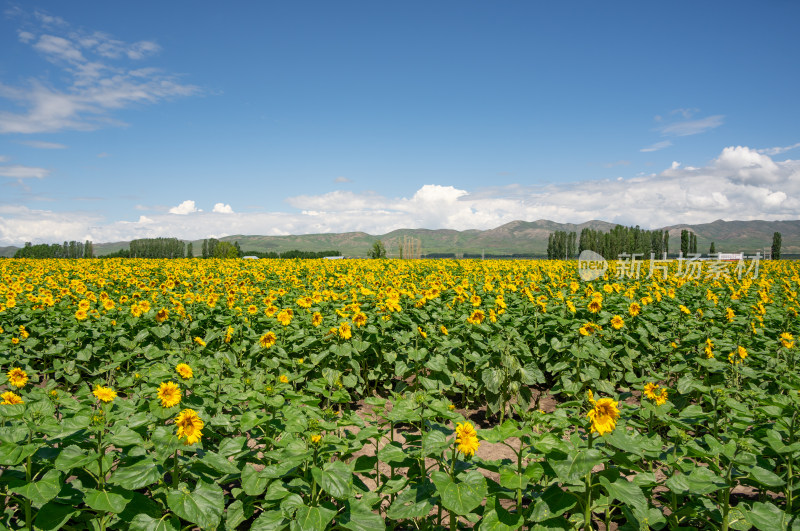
[467,309,485,325]
[353,312,367,327]
[193,337,206,347]
[75,309,88,320]
[176,363,193,379]
[311,312,323,327]
[588,300,602,313]
[279,375,289,384]
[6,367,28,388]
[93,385,117,403]
[454,422,480,457]
[338,322,352,340]
[157,381,182,408]
[780,332,795,349]
[276,309,293,326]
[225,326,234,343]
[643,382,659,400]
[440,325,448,335]
[155,308,169,323]
[1,391,23,405]
[610,315,625,330]
[175,409,204,445]
[586,396,619,435]
[260,331,277,349]
[628,302,641,317]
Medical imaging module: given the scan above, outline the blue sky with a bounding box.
[1,1,798,245]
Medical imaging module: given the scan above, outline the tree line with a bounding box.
[577,226,670,259]
[14,240,94,259]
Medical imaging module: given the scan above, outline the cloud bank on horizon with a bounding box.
[1,145,797,246]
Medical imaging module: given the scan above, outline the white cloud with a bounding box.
[0,10,198,134]
[168,200,199,215]
[757,142,800,156]
[212,203,234,214]
[0,165,50,179]
[334,176,352,183]
[658,115,724,137]
[0,146,798,246]
[640,140,672,152]
[19,140,67,149]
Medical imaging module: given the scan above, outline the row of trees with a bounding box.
[578,226,669,258]
[547,231,578,259]
[241,249,341,259]
[680,230,698,255]
[14,240,94,259]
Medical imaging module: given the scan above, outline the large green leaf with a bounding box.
[431,470,487,516]
[599,476,648,522]
[339,499,385,531]
[129,514,181,531]
[84,487,134,513]
[549,449,603,484]
[315,460,352,500]
[242,464,270,496]
[529,484,576,522]
[478,496,523,531]
[34,502,78,531]
[109,459,162,490]
[250,509,288,531]
[386,482,435,520]
[10,469,62,507]
[744,501,792,531]
[294,502,337,531]
[166,481,225,529]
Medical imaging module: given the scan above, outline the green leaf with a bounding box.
[431,470,487,516]
[0,442,39,466]
[499,467,528,491]
[549,449,604,484]
[599,476,648,522]
[250,509,288,531]
[316,460,352,500]
[198,450,240,475]
[84,487,133,514]
[10,469,62,507]
[225,499,254,531]
[166,481,225,529]
[339,499,386,531]
[34,502,78,531]
[377,441,410,465]
[387,482,434,520]
[479,496,523,531]
[109,425,145,447]
[746,466,785,488]
[109,459,162,490]
[294,502,337,531]
[242,464,270,496]
[129,514,181,531]
[54,445,96,472]
[482,368,503,394]
[745,501,790,531]
[529,484,576,522]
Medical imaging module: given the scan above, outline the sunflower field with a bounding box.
[1,257,799,530]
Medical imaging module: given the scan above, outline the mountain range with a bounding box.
[2,218,795,258]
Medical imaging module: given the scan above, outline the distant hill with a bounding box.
[1,219,797,258]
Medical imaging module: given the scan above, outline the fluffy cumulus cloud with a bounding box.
[0,146,798,246]
[212,203,234,214]
[0,10,198,134]
[168,200,199,215]
[0,164,50,179]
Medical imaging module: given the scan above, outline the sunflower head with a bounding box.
[175,408,204,445]
[1,391,24,405]
[6,367,28,388]
[93,385,117,403]
[176,363,193,379]
[586,397,619,436]
[157,381,182,408]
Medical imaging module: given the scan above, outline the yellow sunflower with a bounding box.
[1,391,23,405]
[176,363,193,379]
[175,408,204,445]
[93,385,117,403]
[6,367,28,388]
[586,396,619,435]
[157,381,182,408]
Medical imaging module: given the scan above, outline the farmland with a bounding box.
[1,258,799,530]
